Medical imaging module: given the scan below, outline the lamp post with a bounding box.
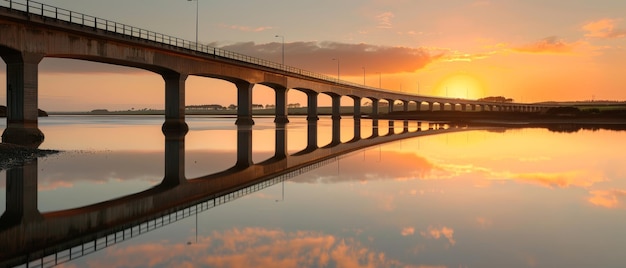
[362,67,366,85]
[275,35,284,66]
[188,0,198,50]
[332,58,340,82]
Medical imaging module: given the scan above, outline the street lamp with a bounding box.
[188,0,198,50]
[275,35,284,66]
[362,67,365,85]
[332,58,340,82]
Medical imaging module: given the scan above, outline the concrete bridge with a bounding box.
[0,117,490,267]
[0,0,553,146]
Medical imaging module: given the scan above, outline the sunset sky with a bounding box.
[2,0,626,111]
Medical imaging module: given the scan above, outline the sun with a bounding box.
[434,73,486,99]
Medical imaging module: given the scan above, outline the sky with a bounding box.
[2,0,626,111]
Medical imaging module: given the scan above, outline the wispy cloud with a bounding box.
[588,189,626,208]
[220,23,273,32]
[582,19,626,39]
[512,36,578,54]
[375,12,395,29]
[420,226,456,246]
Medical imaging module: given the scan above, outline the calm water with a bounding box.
[1,115,626,268]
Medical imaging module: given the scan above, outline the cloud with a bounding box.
[507,170,605,189]
[582,19,626,39]
[220,23,273,32]
[375,12,395,29]
[401,227,415,236]
[420,226,456,246]
[86,227,411,268]
[588,189,626,208]
[220,41,442,75]
[512,36,578,54]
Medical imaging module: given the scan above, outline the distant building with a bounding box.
[252,104,264,109]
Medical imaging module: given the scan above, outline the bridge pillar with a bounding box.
[274,86,289,124]
[403,120,409,133]
[274,123,287,159]
[331,94,341,120]
[450,103,456,111]
[416,101,422,111]
[306,91,319,121]
[162,130,187,186]
[351,118,361,142]
[235,125,253,168]
[1,51,45,147]
[235,81,255,125]
[352,96,361,120]
[162,72,189,135]
[440,103,446,111]
[371,119,379,138]
[306,120,318,151]
[461,104,467,111]
[330,118,341,146]
[428,102,434,111]
[403,101,409,112]
[388,120,395,135]
[0,160,43,227]
[371,99,379,118]
[385,99,394,114]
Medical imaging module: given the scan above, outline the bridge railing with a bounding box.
[1,0,411,95]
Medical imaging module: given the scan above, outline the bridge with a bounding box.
[0,0,552,146]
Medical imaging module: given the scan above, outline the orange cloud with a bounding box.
[513,36,577,54]
[420,226,456,246]
[218,41,442,75]
[401,227,415,236]
[508,170,605,189]
[582,19,626,39]
[86,227,414,268]
[588,189,626,208]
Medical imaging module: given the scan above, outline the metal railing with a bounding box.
[0,0,415,96]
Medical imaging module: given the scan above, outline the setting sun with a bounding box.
[434,73,486,99]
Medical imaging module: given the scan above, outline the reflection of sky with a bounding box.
[2,117,626,267]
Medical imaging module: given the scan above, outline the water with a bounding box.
[1,115,626,268]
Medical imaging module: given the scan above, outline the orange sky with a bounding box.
[2,0,626,111]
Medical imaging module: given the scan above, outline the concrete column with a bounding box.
[305,120,318,151]
[235,125,253,168]
[388,120,395,135]
[1,51,45,147]
[371,119,379,138]
[428,102,434,111]
[306,91,319,121]
[161,72,189,134]
[403,120,409,133]
[386,99,394,114]
[416,101,421,111]
[0,160,42,225]
[330,118,341,146]
[162,131,186,186]
[274,86,289,124]
[461,104,467,111]
[274,123,287,159]
[331,94,341,120]
[235,81,255,125]
[450,103,457,111]
[352,96,361,120]
[371,99,379,118]
[471,104,476,111]
[403,101,409,112]
[351,118,361,142]
[440,103,446,111]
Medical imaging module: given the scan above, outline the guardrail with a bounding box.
[0,0,418,97]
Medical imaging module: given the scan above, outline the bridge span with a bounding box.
[0,0,553,146]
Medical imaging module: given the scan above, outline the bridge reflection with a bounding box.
[0,118,479,267]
